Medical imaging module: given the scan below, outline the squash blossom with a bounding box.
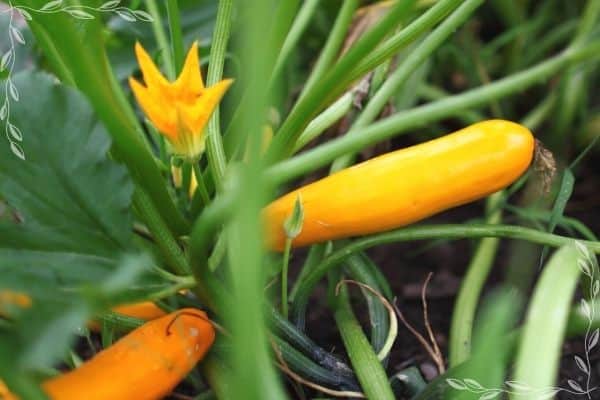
[129,42,233,159]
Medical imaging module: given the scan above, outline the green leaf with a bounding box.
[0,72,133,287]
[513,244,582,389]
[283,195,304,239]
[540,169,575,264]
[0,71,166,372]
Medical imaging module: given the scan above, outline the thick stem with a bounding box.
[133,188,189,276]
[166,0,185,74]
[205,0,233,189]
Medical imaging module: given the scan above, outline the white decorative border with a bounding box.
[0,0,153,160]
[447,241,599,399]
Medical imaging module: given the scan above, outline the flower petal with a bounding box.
[184,79,233,134]
[134,42,170,89]
[174,41,204,97]
[129,77,176,139]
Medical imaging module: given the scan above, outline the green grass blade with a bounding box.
[512,244,582,392]
[539,169,575,264]
[448,192,503,367]
[292,224,600,318]
[332,284,395,400]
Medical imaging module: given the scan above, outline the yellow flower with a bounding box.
[129,41,233,158]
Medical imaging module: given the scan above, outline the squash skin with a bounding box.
[2,308,214,400]
[110,302,167,320]
[265,120,535,250]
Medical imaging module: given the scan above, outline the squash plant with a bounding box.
[0,0,599,399]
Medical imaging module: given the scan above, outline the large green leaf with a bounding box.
[0,71,135,290]
[0,71,168,375]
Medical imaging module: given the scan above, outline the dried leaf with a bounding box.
[341,1,396,56]
[533,140,556,194]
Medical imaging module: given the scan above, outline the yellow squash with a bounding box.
[265,120,535,250]
[1,309,214,400]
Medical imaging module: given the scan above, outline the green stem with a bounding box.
[293,224,600,316]
[448,192,503,367]
[347,0,463,84]
[188,193,235,312]
[146,0,175,80]
[266,0,415,161]
[166,0,185,74]
[523,20,578,65]
[0,374,48,400]
[281,239,292,318]
[222,0,300,160]
[294,92,354,152]
[202,355,234,400]
[299,0,358,98]
[98,312,144,331]
[273,336,359,391]
[206,0,233,189]
[266,43,600,184]
[520,92,557,130]
[272,0,321,82]
[512,245,581,393]
[192,161,211,206]
[267,307,356,380]
[417,84,483,124]
[289,243,328,302]
[331,284,395,400]
[332,0,484,171]
[346,254,391,355]
[570,0,600,49]
[133,188,190,276]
